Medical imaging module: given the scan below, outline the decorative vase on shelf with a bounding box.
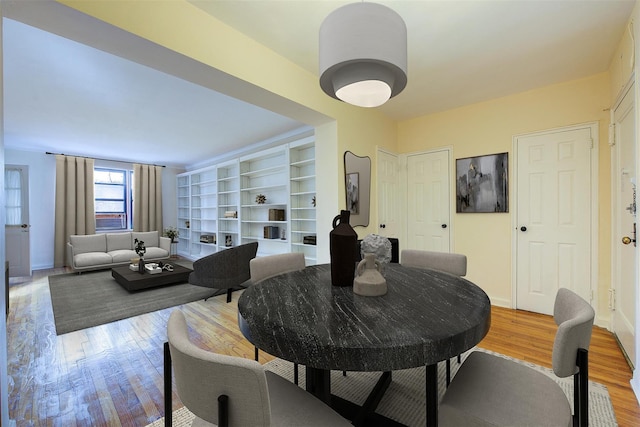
[353,253,387,296]
[330,210,358,286]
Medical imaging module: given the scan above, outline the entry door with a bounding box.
[612,82,636,367]
[5,165,30,277]
[377,150,399,237]
[515,127,593,315]
[406,150,451,251]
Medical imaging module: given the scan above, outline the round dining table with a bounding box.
[238,263,491,426]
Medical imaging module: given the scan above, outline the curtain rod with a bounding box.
[45,152,166,168]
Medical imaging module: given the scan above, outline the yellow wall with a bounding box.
[398,74,612,318]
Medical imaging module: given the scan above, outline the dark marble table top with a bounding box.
[238,263,491,372]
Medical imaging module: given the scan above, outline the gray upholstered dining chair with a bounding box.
[239,252,306,384]
[439,288,595,427]
[400,248,467,384]
[400,249,467,276]
[164,310,351,427]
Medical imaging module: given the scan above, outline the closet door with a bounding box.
[377,150,399,237]
[406,150,451,252]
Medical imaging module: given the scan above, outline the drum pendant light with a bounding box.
[319,2,407,108]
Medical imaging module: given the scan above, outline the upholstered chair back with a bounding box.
[552,288,595,378]
[400,249,467,277]
[167,310,271,426]
[250,252,306,284]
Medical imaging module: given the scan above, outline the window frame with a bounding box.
[94,167,134,231]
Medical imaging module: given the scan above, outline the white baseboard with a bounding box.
[631,371,640,405]
[595,314,610,330]
[488,295,511,308]
[32,263,54,271]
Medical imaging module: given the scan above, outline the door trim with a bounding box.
[610,76,635,340]
[511,122,599,321]
[399,146,454,253]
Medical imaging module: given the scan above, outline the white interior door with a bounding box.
[406,150,451,252]
[5,165,30,277]
[515,127,593,315]
[612,82,636,367]
[377,150,399,238]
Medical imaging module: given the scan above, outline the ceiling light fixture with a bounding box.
[319,2,407,108]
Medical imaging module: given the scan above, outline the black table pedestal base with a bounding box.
[306,367,406,427]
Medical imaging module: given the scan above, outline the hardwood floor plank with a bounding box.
[6,269,640,426]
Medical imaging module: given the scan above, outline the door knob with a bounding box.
[622,236,634,245]
[379,224,386,229]
[520,226,527,232]
[441,224,447,229]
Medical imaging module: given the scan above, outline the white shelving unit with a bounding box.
[217,159,240,250]
[189,167,218,258]
[177,175,191,255]
[240,146,289,257]
[176,138,315,263]
[289,139,317,264]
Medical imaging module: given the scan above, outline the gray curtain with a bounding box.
[133,163,163,232]
[54,155,96,267]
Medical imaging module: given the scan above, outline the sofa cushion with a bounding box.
[109,249,138,263]
[131,231,159,249]
[106,233,132,252]
[69,234,106,255]
[144,246,169,259]
[74,252,112,268]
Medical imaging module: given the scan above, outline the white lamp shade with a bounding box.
[319,2,407,107]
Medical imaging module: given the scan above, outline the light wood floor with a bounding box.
[6,267,640,426]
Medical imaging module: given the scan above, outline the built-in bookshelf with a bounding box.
[240,146,289,257]
[189,166,217,258]
[289,139,316,264]
[176,137,315,263]
[176,174,191,255]
[217,160,240,250]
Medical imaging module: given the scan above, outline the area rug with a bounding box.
[148,348,617,426]
[49,262,222,335]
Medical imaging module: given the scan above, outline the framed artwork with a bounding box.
[344,151,371,226]
[456,152,508,213]
[346,172,360,214]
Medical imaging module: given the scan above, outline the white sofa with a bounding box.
[67,231,170,272]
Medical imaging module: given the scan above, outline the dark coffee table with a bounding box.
[111,263,192,291]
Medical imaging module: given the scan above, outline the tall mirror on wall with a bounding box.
[344,151,371,227]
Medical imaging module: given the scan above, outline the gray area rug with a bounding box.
[148,348,617,427]
[49,262,222,335]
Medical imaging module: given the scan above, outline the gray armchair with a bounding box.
[188,242,258,303]
[439,288,595,427]
[164,310,351,427]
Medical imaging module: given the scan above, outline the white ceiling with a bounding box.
[3,0,636,168]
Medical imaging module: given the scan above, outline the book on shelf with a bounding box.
[224,210,238,218]
[264,226,279,239]
[268,209,285,221]
[200,234,216,244]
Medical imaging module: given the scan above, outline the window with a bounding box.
[5,167,25,226]
[95,168,134,231]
